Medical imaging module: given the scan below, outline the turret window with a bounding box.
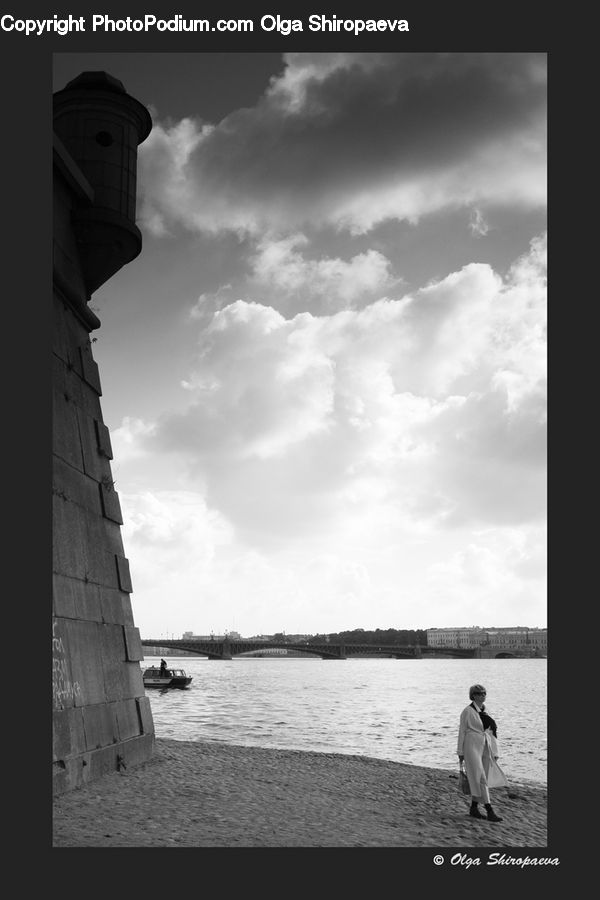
[95,131,114,147]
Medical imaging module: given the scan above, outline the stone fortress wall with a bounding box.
[52,72,155,794]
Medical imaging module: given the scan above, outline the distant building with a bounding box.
[426,626,547,653]
[182,631,241,641]
[484,628,547,652]
[427,628,487,649]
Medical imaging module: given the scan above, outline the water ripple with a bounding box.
[144,656,547,784]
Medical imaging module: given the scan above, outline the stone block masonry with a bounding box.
[52,72,154,794]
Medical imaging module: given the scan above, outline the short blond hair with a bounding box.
[469,684,486,700]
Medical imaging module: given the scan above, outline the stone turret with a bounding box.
[53,71,152,295]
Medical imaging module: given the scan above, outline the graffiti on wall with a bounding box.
[52,620,82,708]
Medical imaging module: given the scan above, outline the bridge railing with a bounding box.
[140,638,445,660]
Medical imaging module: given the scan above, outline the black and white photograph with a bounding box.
[2,9,555,866]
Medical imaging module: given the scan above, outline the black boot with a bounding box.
[485,803,503,822]
[469,801,484,819]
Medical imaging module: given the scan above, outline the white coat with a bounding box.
[457,703,506,799]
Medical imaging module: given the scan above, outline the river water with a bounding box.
[142,656,547,785]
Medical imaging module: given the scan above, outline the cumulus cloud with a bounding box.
[128,233,547,545]
[469,208,490,236]
[111,416,157,462]
[426,525,547,625]
[97,52,547,633]
[119,490,234,620]
[122,489,232,551]
[491,232,547,415]
[138,52,546,237]
[249,234,396,308]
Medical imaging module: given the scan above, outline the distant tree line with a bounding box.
[273,628,427,646]
[334,628,427,645]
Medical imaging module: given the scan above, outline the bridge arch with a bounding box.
[141,638,429,661]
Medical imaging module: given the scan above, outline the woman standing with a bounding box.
[457,684,505,822]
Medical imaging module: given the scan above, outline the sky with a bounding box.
[53,52,547,639]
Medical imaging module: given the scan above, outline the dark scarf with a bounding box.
[471,702,497,737]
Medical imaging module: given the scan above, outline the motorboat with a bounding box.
[142,665,192,689]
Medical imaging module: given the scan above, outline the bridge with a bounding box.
[141,638,476,660]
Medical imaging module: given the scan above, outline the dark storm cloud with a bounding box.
[139,52,546,236]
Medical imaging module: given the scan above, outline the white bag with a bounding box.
[487,756,508,788]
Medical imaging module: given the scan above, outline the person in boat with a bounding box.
[159,658,168,677]
[457,684,506,822]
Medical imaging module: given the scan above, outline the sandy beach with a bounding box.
[52,737,547,848]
